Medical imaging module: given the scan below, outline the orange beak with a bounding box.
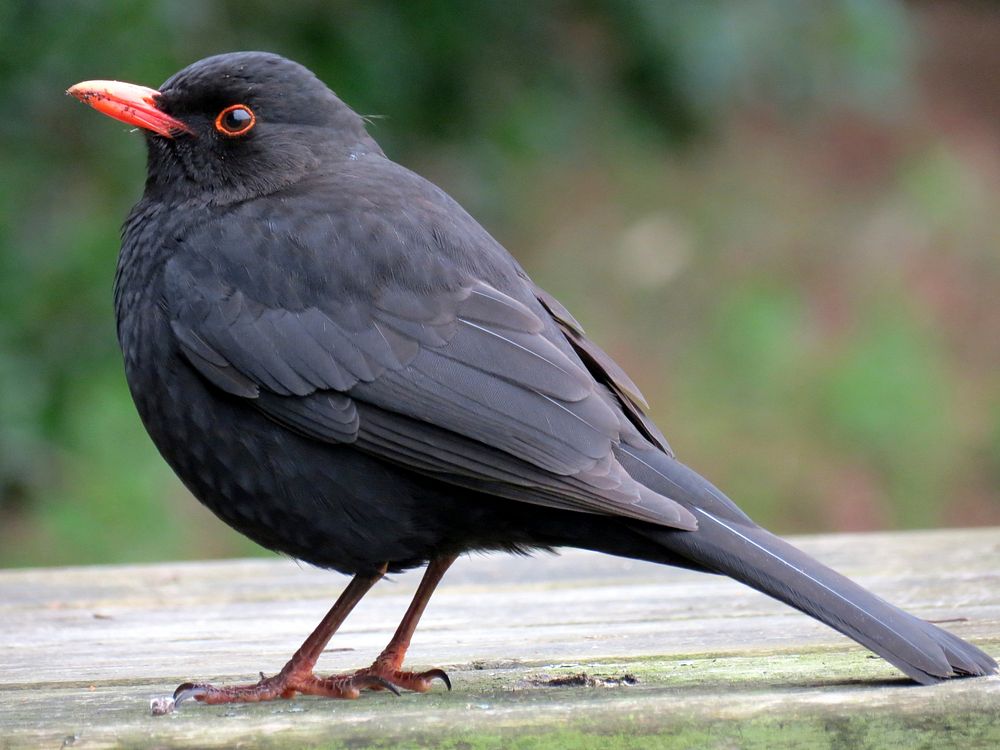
[67,80,192,138]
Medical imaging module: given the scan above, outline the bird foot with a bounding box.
[173,668,399,705]
[353,666,451,693]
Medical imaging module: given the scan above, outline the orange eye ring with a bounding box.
[214,104,256,137]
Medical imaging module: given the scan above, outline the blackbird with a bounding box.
[68,52,996,704]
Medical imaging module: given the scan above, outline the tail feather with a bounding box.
[623,450,997,683]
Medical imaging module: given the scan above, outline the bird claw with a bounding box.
[173,682,210,705]
[168,670,408,706]
[350,673,402,696]
[170,673,294,705]
[358,666,451,693]
[423,668,452,691]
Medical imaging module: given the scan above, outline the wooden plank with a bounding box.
[1,528,998,749]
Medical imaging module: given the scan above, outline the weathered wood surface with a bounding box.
[1,528,998,749]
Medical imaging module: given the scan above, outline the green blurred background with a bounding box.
[1,1,998,568]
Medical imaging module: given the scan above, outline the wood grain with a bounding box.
[1,528,998,749]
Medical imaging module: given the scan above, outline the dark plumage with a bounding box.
[69,52,995,703]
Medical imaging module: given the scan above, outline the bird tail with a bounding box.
[620,450,997,684]
[651,510,995,683]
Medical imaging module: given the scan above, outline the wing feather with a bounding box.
[164,202,695,532]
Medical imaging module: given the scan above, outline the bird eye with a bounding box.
[214,104,256,136]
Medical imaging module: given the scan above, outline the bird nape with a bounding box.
[68,52,996,706]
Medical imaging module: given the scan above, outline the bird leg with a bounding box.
[350,554,457,693]
[174,565,393,704]
[173,556,456,705]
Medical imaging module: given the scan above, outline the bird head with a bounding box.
[69,52,380,203]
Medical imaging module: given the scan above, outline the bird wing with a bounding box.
[163,187,695,531]
[530,282,673,455]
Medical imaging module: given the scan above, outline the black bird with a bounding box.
[68,52,996,704]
